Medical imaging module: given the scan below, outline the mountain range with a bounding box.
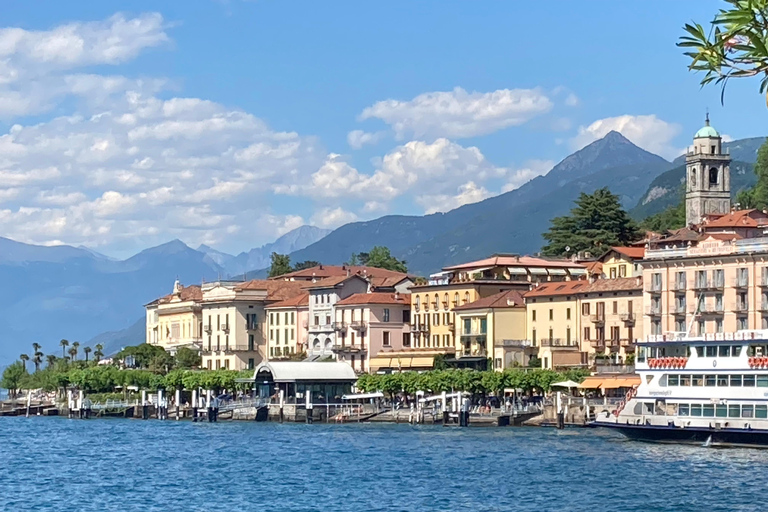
[1,131,764,366]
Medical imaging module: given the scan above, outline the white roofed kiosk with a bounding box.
[244,361,358,422]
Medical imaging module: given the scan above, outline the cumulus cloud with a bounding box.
[417,181,491,215]
[360,86,553,139]
[570,114,682,160]
[310,207,358,229]
[347,130,384,149]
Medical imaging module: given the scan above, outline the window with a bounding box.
[619,265,627,277]
[207,360,212,370]
[716,319,723,333]
[480,318,487,334]
[705,375,716,386]
[548,328,553,341]
[691,404,702,417]
[716,404,727,418]
[680,375,691,386]
[403,333,411,347]
[610,267,617,279]
[566,327,571,344]
[224,360,230,370]
[703,404,714,417]
[549,309,553,321]
[717,375,728,386]
[284,329,289,345]
[709,167,718,185]
[433,313,440,325]
[415,296,421,310]
[678,403,689,416]
[757,405,768,418]
[730,375,742,387]
[532,310,537,321]
[383,332,391,346]
[714,269,724,287]
[276,330,280,343]
[216,335,220,351]
[743,405,754,418]
[744,375,756,387]
[566,308,571,320]
[433,334,439,346]
[612,301,618,314]
[584,327,591,340]
[728,404,740,418]
[532,329,537,345]
[718,345,730,357]
[463,292,470,304]
[668,374,679,386]
[758,375,768,387]
[248,334,254,351]
[383,308,390,322]
[705,346,716,357]
[610,326,620,341]
[582,303,590,316]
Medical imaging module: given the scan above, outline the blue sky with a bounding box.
[0,1,764,257]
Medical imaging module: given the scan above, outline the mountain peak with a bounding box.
[602,130,631,143]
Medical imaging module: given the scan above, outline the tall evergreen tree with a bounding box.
[267,252,292,278]
[641,199,686,233]
[541,187,642,257]
[293,260,320,271]
[348,246,407,272]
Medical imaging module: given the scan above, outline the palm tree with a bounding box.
[94,344,104,363]
[60,339,69,358]
[45,354,56,368]
[32,343,43,372]
[71,342,80,361]
[19,354,29,372]
[83,346,92,362]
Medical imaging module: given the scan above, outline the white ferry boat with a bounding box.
[592,330,768,448]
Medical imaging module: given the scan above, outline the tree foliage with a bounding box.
[174,347,202,369]
[734,139,768,209]
[348,246,408,272]
[541,188,643,257]
[679,0,768,106]
[268,252,292,278]
[115,344,174,372]
[293,260,320,271]
[356,368,589,397]
[1,362,27,398]
[640,197,686,233]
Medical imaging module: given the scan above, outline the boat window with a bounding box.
[716,404,728,417]
[690,404,703,417]
[705,375,716,386]
[758,375,768,387]
[742,405,754,418]
[633,402,643,415]
[718,346,730,357]
[695,346,704,357]
[732,346,742,357]
[728,404,741,418]
[717,375,729,386]
[744,375,756,387]
[680,374,691,386]
[678,404,689,416]
[643,402,654,415]
[637,347,647,362]
[730,375,743,387]
[702,404,715,417]
[668,374,679,386]
[756,405,768,419]
[705,346,717,357]
[692,374,704,386]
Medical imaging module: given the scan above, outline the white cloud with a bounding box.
[360,86,553,139]
[310,207,358,229]
[564,93,580,107]
[570,114,682,160]
[417,181,491,215]
[347,130,384,149]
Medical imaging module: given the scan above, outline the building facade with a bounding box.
[306,275,370,359]
[145,281,203,355]
[685,115,731,226]
[333,292,411,373]
[452,290,532,371]
[525,278,643,369]
[265,292,309,360]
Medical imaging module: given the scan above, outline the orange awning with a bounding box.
[578,376,605,389]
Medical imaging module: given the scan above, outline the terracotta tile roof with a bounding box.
[703,209,768,229]
[608,246,646,259]
[524,277,642,298]
[660,227,702,243]
[452,290,526,311]
[303,274,368,290]
[267,291,309,308]
[369,276,409,289]
[443,254,586,271]
[233,280,306,301]
[336,292,410,306]
[147,284,202,306]
[585,261,603,275]
[271,265,408,281]
[704,233,742,241]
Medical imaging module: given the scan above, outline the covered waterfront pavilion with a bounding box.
[241,361,358,404]
[578,375,640,397]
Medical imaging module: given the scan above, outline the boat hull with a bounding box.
[591,421,768,448]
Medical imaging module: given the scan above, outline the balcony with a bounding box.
[671,281,687,292]
[646,283,662,294]
[760,302,768,312]
[672,304,687,316]
[332,322,347,332]
[590,339,605,349]
[494,339,533,348]
[698,304,725,315]
[733,302,749,313]
[619,312,635,324]
[409,324,422,333]
[732,278,750,289]
[204,324,212,334]
[646,306,661,316]
[589,314,605,325]
[222,323,230,333]
[331,343,363,353]
[460,346,487,357]
[350,321,368,331]
[309,323,333,332]
[540,338,579,349]
[693,280,724,291]
[246,322,259,331]
[461,330,487,337]
[759,277,768,287]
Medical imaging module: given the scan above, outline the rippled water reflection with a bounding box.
[0,417,764,511]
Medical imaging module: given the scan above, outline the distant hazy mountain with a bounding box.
[288,131,671,275]
[631,138,764,220]
[85,317,145,357]
[198,225,331,276]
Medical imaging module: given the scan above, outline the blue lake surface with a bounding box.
[0,417,765,511]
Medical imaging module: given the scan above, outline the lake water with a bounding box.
[0,417,765,511]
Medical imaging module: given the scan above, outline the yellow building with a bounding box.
[200,280,305,371]
[597,246,645,279]
[452,290,532,370]
[265,292,309,360]
[145,281,202,355]
[525,278,643,369]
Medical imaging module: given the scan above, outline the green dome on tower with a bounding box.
[694,113,719,138]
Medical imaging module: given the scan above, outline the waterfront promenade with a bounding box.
[1,416,763,512]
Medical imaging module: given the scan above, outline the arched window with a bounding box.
[423,294,430,311]
[453,293,459,306]
[463,292,470,304]
[709,167,719,185]
[433,294,439,309]
[443,293,449,308]
[415,296,420,311]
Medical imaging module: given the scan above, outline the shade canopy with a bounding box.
[551,380,581,389]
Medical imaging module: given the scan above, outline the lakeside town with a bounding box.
[6,117,768,428]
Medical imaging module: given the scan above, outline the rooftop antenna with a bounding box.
[705,108,710,126]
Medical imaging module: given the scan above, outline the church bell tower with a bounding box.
[685,114,731,226]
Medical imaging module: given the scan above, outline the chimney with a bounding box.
[635,276,642,288]
[394,291,400,301]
